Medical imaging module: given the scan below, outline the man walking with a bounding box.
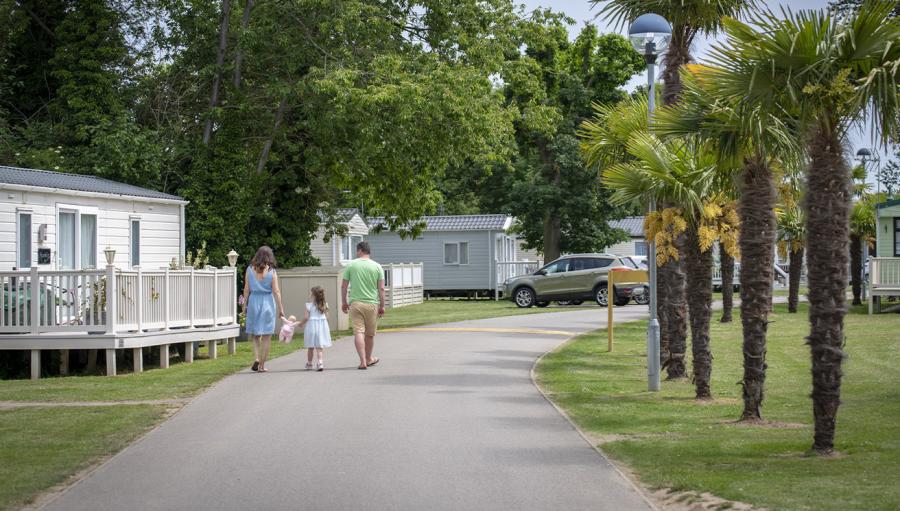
[341,241,385,369]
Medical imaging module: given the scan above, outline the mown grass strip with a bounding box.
[536,303,900,511]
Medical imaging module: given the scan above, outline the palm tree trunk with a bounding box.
[738,155,776,421]
[660,230,688,379]
[658,29,692,381]
[720,250,734,323]
[850,234,862,305]
[805,123,850,455]
[684,227,713,399]
[788,247,804,313]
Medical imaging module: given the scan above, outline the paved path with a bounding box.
[43,306,653,511]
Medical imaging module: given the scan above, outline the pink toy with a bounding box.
[279,315,300,343]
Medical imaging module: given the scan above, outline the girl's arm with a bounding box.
[272,270,285,318]
[300,306,310,327]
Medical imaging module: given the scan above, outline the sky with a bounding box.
[519,0,894,186]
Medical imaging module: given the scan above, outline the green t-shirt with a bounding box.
[344,258,384,304]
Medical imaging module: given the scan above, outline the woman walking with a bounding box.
[242,246,284,372]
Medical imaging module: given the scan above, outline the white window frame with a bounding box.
[130,217,141,268]
[340,234,365,262]
[443,242,469,266]
[55,204,100,270]
[16,208,33,269]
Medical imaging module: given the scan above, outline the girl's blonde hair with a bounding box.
[311,286,328,314]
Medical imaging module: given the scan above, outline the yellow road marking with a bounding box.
[380,327,576,337]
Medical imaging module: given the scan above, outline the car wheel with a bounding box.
[614,297,630,307]
[594,285,609,307]
[536,301,550,308]
[633,288,650,305]
[514,287,536,308]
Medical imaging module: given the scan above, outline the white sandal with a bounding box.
[316,361,324,372]
[305,362,313,371]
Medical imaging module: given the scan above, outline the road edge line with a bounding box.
[529,326,662,511]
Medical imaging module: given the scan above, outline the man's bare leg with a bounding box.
[365,335,376,364]
[355,332,367,368]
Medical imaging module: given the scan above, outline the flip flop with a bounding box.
[357,365,367,370]
[251,361,259,372]
[367,357,380,367]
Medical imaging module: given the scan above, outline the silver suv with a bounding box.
[502,254,643,308]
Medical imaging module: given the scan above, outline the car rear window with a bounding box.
[621,257,638,269]
[583,258,613,269]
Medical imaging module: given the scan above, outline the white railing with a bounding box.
[383,263,423,308]
[0,266,237,335]
[870,257,900,290]
[713,263,788,288]
[495,260,543,300]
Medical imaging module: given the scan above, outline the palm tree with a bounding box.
[777,205,807,313]
[596,0,754,380]
[654,67,797,418]
[849,165,874,305]
[603,133,734,398]
[705,2,900,453]
[850,195,877,304]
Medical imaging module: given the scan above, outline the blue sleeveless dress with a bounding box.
[246,268,276,335]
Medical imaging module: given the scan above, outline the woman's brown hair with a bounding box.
[250,246,276,273]
[311,286,328,314]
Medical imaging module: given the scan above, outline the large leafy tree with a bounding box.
[706,2,900,453]
[1,0,524,268]
[596,0,755,380]
[477,16,645,260]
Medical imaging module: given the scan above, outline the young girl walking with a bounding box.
[301,286,332,371]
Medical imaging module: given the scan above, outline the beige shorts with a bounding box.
[349,301,378,336]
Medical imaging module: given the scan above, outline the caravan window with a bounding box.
[17,211,32,268]
[81,214,97,268]
[57,207,99,269]
[895,218,900,257]
[58,211,76,269]
[131,219,141,267]
[443,242,469,265]
[341,235,364,261]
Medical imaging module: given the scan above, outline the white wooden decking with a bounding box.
[869,257,900,314]
[1,265,239,377]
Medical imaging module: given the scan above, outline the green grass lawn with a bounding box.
[373,298,594,331]
[0,298,588,510]
[0,405,168,511]
[536,303,900,511]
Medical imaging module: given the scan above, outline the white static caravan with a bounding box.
[604,216,648,257]
[310,209,370,266]
[1,165,185,271]
[366,214,519,296]
[0,166,239,379]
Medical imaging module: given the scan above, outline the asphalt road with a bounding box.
[43,305,653,511]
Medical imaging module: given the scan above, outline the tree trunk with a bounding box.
[788,247,804,313]
[660,229,688,379]
[542,213,561,263]
[203,0,232,145]
[539,139,561,263]
[256,97,288,174]
[658,30,692,380]
[684,227,714,399]
[850,234,862,306]
[233,0,253,89]
[738,155,776,421]
[805,123,850,455]
[720,250,734,323]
